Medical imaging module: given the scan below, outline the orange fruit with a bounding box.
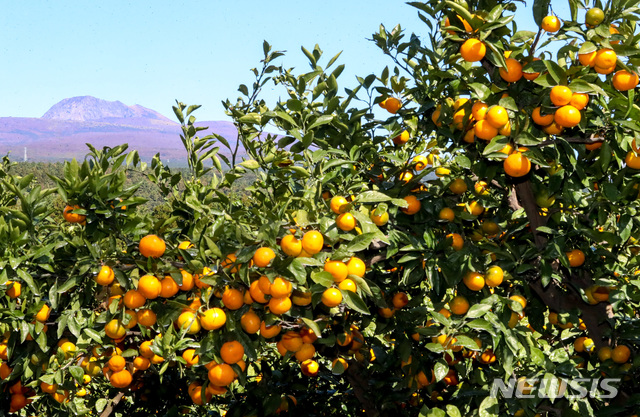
[485,266,504,287]
[392,292,409,309]
[384,97,402,114]
[220,341,244,364]
[612,70,639,91]
[467,201,484,216]
[439,207,455,222]
[543,122,564,135]
[550,85,572,106]
[598,346,612,362]
[330,196,348,214]
[270,277,293,298]
[291,289,312,306]
[35,304,51,322]
[626,151,640,169]
[474,119,498,141]
[124,310,138,329]
[159,276,179,298]
[258,275,272,295]
[123,289,146,309]
[554,105,581,128]
[208,363,236,386]
[370,209,389,226]
[346,257,366,277]
[594,49,617,69]
[260,321,282,338]
[504,152,531,177]
[566,249,585,267]
[220,253,239,273]
[301,230,324,255]
[139,234,165,258]
[200,308,227,330]
[139,341,155,359]
[324,260,348,282]
[107,355,126,372]
[460,39,486,62]
[178,269,194,291]
[95,265,115,286]
[110,369,133,388]
[612,345,631,363]
[253,247,276,268]
[446,233,464,251]
[532,107,554,126]
[463,272,485,291]
[486,106,508,129]
[444,15,472,33]
[137,309,157,327]
[471,101,488,120]
[40,381,58,394]
[182,349,199,367]
[332,357,349,373]
[585,7,604,26]
[336,212,356,231]
[569,93,589,110]
[247,279,267,303]
[432,105,442,126]
[240,311,261,334]
[412,155,429,171]
[338,279,357,292]
[449,178,467,194]
[295,343,316,362]
[463,128,475,143]
[401,195,421,215]
[222,287,244,310]
[281,234,303,257]
[510,295,527,310]
[138,275,162,299]
[321,288,343,307]
[301,359,319,376]
[449,295,469,315]
[578,50,596,67]
[62,204,86,223]
[177,311,201,334]
[282,331,304,352]
[269,296,292,315]
[595,64,616,75]
[499,58,523,82]
[393,130,410,145]
[6,281,20,299]
[541,15,561,32]
[104,319,126,339]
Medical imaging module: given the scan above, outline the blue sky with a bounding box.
[0,1,567,122]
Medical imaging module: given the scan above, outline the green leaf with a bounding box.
[543,60,567,85]
[342,290,370,314]
[468,83,492,101]
[17,269,39,297]
[310,270,334,287]
[479,397,500,417]
[446,405,462,417]
[301,317,322,339]
[287,259,308,285]
[466,304,492,318]
[239,160,260,169]
[355,191,393,203]
[532,0,551,26]
[69,366,84,384]
[434,359,449,381]
[308,115,334,130]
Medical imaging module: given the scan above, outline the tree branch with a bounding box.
[99,392,124,417]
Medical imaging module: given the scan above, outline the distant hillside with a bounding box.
[0,96,240,164]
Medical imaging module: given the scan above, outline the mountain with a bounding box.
[0,96,239,164]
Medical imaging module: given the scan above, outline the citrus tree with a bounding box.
[2,0,640,416]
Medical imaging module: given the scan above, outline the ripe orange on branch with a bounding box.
[139,234,165,258]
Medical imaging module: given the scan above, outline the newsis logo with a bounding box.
[490,376,620,399]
